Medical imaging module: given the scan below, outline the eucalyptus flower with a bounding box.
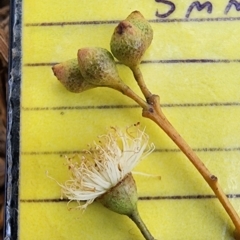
[60,125,154,209]
[59,125,156,240]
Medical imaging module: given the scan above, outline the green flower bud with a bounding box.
[52,59,95,93]
[111,21,145,68]
[126,11,153,49]
[97,173,138,216]
[77,47,126,91]
[110,11,153,68]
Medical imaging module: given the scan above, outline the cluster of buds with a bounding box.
[52,11,153,94]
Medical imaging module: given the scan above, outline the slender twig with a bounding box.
[131,66,152,100]
[144,94,240,236]
[120,83,150,110]
[128,209,156,240]
[128,67,240,239]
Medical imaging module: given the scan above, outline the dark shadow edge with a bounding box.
[4,0,22,239]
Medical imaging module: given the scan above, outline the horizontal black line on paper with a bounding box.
[24,59,240,67]
[24,17,240,27]
[21,147,240,156]
[19,193,240,203]
[21,102,240,112]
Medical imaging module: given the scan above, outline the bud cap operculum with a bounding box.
[52,59,95,93]
[126,11,153,49]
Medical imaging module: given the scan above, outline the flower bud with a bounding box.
[52,59,95,93]
[111,21,145,68]
[126,11,153,49]
[110,11,153,68]
[97,173,138,216]
[77,47,126,91]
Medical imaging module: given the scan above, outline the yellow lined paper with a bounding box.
[20,0,240,239]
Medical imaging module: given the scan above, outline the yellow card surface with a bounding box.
[19,0,240,239]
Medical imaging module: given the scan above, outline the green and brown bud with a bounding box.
[111,21,145,68]
[52,59,95,93]
[110,11,153,68]
[97,173,138,216]
[98,173,155,239]
[77,47,126,91]
[126,11,153,50]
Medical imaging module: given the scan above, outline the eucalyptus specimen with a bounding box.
[52,11,240,240]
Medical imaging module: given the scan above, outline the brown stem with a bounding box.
[120,84,150,110]
[142,94,240,238]
[128,65,240,238]
[131,66,152,100]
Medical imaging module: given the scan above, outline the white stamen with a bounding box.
[57,125,155,210]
